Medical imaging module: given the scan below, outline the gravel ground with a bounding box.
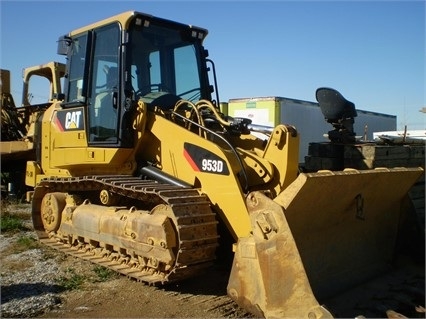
[1,232,63,318]
[1,228,251,319]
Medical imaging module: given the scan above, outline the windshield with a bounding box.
[127,19,207,103]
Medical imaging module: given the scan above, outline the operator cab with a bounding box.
[58,11,215,147]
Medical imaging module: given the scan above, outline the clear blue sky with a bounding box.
[1,0,425,130]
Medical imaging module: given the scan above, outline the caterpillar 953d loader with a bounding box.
[24,11,423,318]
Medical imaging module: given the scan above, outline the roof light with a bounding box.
[190,30,205,40]
[135,18,150,27]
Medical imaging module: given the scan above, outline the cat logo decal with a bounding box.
[54,107,84,131]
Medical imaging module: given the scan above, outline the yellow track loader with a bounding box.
[1,63,65,197]
[21,11,423,318]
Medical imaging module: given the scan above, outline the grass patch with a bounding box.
[56,268,86,290]
[2,235,41,255]
[0,214,27,233]
[41,245,64,261]
[16,235,39,250]
[54,263,118,292]
[1,201,31,233]
[92,265,119,282]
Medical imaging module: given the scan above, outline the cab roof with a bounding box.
[69,11,208,37]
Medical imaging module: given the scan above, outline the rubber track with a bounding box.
[33,175,219,284]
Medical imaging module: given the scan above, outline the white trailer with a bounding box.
[224,96,396,163]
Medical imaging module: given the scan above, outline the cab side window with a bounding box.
[66,34,88,103]
[88,23,120,143]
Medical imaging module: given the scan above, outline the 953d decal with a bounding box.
[184,143,229,175]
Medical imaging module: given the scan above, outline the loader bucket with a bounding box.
[227,167,423,318]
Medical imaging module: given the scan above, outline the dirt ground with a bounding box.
[2,201,425,319]
[38,257,251,318]
[38,255,425,319]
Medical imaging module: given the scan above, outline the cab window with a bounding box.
[88,23,120,143]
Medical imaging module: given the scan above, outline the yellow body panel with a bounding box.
[140,112,252,239]
[133,108,306,239]
[25,161,42,187]
[39,102,135,177]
